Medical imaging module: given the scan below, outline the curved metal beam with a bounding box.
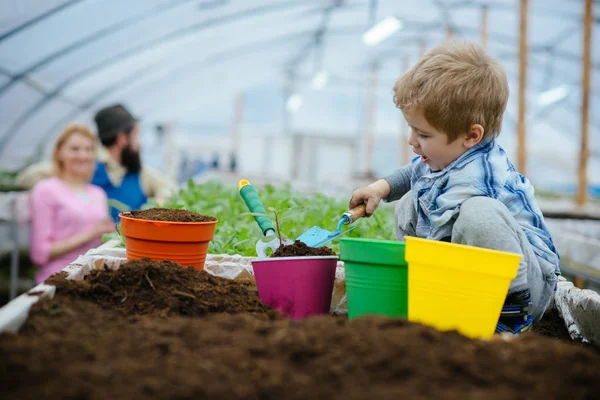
[0,0,85,43]
[113,25,364,95]
[11,29,339,161]
[34,26,363,151]
[286,1,340,70]
[0,0,324,154]
[0,0,195,97]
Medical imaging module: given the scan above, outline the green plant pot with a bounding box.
[340,238,408,320]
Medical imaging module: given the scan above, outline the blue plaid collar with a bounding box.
[424,137,496,177]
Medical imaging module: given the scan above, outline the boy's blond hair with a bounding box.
[393,40,509,142]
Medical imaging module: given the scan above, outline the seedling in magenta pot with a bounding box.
[238,179,362,258]
[238,179,338,319]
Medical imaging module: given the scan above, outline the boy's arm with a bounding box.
[382,162,415,202]
[350,162,416,216]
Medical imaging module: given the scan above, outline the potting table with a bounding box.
[0,237,598,346]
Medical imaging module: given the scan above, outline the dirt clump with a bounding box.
[530,307,598,352]
[272,240,336,257]
[1,301,599,400]
[46,259,272,318]
[127,208,216,222]
[532,308,572,341]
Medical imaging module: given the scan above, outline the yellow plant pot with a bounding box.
[405,236,521,339]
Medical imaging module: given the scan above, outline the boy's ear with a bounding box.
[464,124,484,148]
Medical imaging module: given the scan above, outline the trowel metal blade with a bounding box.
[297,225,357,248]
[296,226,334,247]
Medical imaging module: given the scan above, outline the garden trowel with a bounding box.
[238,179,292,259]
[296,204,367,248]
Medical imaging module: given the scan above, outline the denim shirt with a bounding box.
[384,139,560,275]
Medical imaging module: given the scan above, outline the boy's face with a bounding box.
[403,108,474,171]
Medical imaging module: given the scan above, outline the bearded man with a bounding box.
[17,104,175,221]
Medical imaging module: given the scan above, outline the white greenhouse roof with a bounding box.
[0,0,598,188]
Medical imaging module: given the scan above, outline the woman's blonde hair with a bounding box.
[52,123,97,180]
[393,40,509,142]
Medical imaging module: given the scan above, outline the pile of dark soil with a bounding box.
[530,307,599,353]
[1,258,599,399]
[45,259,272,318]
[128,208,216,222]
[272,240,336,257]
[532,308,572,341]
[1,298,599,400]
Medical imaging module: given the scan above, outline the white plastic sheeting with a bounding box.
[554,276,600,346]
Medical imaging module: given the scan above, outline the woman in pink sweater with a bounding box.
[30,124,114,283]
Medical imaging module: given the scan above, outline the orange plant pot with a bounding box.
[119,212,218,270]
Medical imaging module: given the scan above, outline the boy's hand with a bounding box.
[349,179,391,216]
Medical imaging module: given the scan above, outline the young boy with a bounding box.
[350,40,560,334]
